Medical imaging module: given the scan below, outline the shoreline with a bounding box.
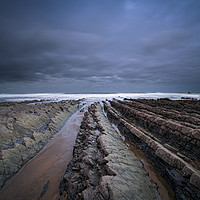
[1,92,200,103]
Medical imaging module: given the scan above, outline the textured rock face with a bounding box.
[105,99,200,200]
[109,99,200,161]
[0,100,78,189]
[60,103,161,200]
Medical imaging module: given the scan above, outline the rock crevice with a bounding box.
[60,103,161,200]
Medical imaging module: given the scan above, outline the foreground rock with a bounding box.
[105,99,200,200]
[60,103,161,200]
[0,100,79,189]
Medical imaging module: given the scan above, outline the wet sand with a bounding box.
[0,109,84,200]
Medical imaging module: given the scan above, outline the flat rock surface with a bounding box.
[0,100,78,189]
[0,109,84,200]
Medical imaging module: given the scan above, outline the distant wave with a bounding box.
[0,92,199,102]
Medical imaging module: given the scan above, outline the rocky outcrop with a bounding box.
[60,103,161,200]
[122,99,200,127]
[104,100,200,200]
[109,100,200,162]
[130,98,200,116]
[0,100,79,189]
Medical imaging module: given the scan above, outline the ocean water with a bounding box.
[0,92,199,103]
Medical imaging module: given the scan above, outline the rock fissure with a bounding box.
[60,103,162,200]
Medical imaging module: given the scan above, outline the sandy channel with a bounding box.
[0,109,84,200]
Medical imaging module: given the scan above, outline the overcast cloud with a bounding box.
[0,0,200,93]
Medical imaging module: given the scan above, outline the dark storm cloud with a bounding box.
[0,0,200,92]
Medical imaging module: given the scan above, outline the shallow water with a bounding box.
[0,109,84,200]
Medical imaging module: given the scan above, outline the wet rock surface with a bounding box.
[105,99,200,200]
[60,103,161,200]
[110,99,200,162]
[0,100,79,189]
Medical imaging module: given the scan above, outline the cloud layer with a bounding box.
[0,0,200,93]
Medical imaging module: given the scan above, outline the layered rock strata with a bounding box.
[110,100,200,162]
[104,99,200,200]
[131,98,200,116]
[60,103,161,200]
[0,100,79,189]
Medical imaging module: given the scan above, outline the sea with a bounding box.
[0,93,199,103]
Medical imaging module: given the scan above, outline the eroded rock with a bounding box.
[60,103,161,200]
[0,100,79,190]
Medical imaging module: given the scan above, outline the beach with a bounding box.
[0,93,200,200]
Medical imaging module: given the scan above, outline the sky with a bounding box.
[0,0,200,93]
